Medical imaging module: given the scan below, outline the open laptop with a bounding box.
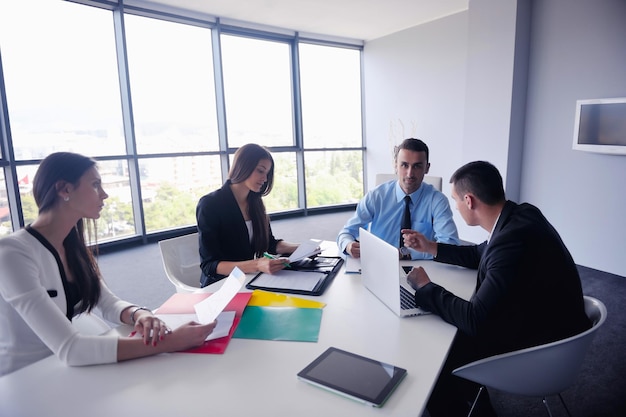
[359,228,429,317]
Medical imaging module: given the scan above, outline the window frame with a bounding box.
[0,0,365,245]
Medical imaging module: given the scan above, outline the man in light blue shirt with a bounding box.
[337,138,459,260]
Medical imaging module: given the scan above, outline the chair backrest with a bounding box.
[424,176,443,191]
[452,296,607,397]
[158,233,203,293]
[375,173,443,191]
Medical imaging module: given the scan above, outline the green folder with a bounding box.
[233,306,322,342]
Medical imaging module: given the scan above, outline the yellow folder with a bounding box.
[247,289,326,309]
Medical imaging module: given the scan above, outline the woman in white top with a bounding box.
[0,152,216,376]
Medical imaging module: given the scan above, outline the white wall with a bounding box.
[362,11,470,238]
[522,0,626,277]
[461,0,531,243]
[363,0,626,277]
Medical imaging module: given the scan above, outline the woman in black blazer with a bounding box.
[196,144,298,286]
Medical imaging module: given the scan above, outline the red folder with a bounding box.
[157,292,252,354]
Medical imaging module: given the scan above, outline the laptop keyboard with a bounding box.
[400,286,417,310]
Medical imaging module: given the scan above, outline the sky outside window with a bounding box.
[0,0,125,159]
[221,34,294,148]
[0,0,365,239]
[299,43,362,149]
[124,15,219,154]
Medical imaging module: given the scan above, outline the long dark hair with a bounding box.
[229,144,274,257]
[32,152,102,313]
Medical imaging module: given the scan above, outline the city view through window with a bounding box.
[0,0,364,242]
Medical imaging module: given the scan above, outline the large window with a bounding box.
[124,15,222,233]
[304,150,363,207]
[221,35,294,149]
[299,43,362,149]
[221,34,299,212]
[299,43,363,208]
[124,15,219,154]
[0,171,9,238]
[0,0,364,244]
[0,1,125,159]
[139,155,222,232]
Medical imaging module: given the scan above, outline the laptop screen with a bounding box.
[359,228,406,315]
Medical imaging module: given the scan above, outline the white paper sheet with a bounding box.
[289,239,322,263]
[156,311,236,341]
[193,267,245,323]
[251,269,325,291]
[344,256,361,274]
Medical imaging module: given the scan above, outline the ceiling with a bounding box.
[133,0,469,42]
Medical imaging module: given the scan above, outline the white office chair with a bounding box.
[158,233,204,293]
[452,295,607,417]
[72,313,112,335]
[375,173,443,191]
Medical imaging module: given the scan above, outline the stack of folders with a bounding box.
[233,290,326,342]
[156,291,252,354]
[156,289,326,348]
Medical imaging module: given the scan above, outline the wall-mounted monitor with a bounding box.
[573,97,626,155]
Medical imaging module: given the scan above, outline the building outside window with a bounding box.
[0,0,364,242]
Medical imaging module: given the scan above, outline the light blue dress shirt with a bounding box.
[337,180,459,259]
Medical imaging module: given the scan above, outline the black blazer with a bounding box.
[415,200,591,358]
[196,181,280,285]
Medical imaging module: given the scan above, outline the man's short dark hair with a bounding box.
[450,161,505,205]
[394,138,429,163]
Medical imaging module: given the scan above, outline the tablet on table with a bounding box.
[297,347,407,407]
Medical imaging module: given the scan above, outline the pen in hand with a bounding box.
[263,252,291,268]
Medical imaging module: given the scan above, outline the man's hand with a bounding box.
[347,241,361,258]
[401,229,438,256]
[406,266,431,290]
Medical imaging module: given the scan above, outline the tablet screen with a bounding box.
[297,347,407,407]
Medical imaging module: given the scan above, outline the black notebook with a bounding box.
[297,347,407,407]
[246,256,343,296]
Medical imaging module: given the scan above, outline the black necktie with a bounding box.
[400,195,411,247]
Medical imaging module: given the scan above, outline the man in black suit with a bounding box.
[402,161,591,417]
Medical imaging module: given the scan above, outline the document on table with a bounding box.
[194,267,245,323]
[252,269,326,292]
[344,255,361,274]
[289,239,322,263]
[156,311,236,341]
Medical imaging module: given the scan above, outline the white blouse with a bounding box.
[0,228,133,376]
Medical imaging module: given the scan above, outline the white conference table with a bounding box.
[0,242,476,417]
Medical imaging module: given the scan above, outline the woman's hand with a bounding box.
[168,321,218,351]
[132,315,171,347]
[119,320,218,361]
[256,257,288,274]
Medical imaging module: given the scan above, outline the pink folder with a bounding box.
[157,292,252,354]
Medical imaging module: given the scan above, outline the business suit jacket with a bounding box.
[415,200,591,360]
[196,181,280,285]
